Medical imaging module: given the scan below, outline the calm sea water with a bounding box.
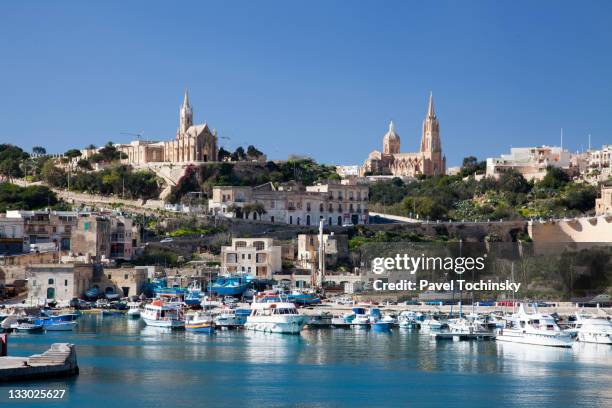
[1,314,611,408]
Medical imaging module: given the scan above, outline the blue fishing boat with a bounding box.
[184,282,203,306]
[287,291,321,305]
[36,313,79,331]
[209,275,252,296]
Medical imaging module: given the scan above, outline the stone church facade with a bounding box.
[118,91,218,165]
[360,93,445,177]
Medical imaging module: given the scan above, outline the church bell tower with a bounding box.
[178,90,193,138]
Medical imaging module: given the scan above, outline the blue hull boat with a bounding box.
[288,293,321,305]
[209,275,251,296]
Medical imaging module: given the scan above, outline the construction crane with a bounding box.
[120,131,145,141]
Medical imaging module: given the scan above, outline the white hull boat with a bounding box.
[496,304,574,348]
[574,314,612,345]
[245,302,307,334]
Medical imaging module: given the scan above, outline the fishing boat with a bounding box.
[209,275,252,296]
[495,304,574,347]
[287,290,321,306]
[331,312,355,328]
[141,300,185,329]
[214,308,249,328]
[13,320,44,333]
[184,281,203,306]
[573,313,612,344]
[36,313,79,331]
[127,301,141,318]
[351,307,381,329]
[185,311,214,333]
[245,302,307,334]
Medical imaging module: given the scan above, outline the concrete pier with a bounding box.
[0,343,78,382]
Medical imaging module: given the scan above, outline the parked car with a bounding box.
[160,238,174,243]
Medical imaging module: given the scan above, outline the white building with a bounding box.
[26,264,94,306]
[335,165,360,178]
[220,238,282,279]
[210,180,369,226]
[486,146,571,181]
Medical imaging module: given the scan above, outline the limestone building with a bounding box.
[221,238,282,279]
[360,93,446,177]
[486,146,571,181]
[116,91,218,165]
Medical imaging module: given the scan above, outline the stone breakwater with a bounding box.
[0,343,78,382]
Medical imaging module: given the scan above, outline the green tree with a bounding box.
[32,146,46,155]
[64,149,82,159]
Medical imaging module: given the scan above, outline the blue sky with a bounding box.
[1,1,611,167]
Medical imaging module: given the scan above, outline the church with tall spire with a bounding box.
[118,90,218,164]
[360,93,446,177]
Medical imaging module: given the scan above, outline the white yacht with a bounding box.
[398,311,420,329]
[495,304,574,347]
[574,313,612,344]
[141,300,184,329]
[244,302,307,334]
[421,315,447,331]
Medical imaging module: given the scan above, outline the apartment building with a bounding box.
[220,238,282,279]
[486,146,571,181]
[5,210,78,250]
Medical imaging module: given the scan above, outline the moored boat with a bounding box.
[214,308,249,328]
[141,300,185,329]
[245,302,307,334]
[127,302,141,318]
[574,313,612,344]
[13,321,44,333]
[185,311,214,333]
[495,304,574,348]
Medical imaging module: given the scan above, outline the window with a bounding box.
[254,241,265,251]
[48,278,54,285]
[65,279,68,286]
[124,274,128,280]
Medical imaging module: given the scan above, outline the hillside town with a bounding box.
[0,90,610,311]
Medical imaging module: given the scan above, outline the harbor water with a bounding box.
[2,314,611,407]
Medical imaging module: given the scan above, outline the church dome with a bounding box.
[383,121,400,154]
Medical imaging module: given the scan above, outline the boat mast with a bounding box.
[317,219,326,292]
